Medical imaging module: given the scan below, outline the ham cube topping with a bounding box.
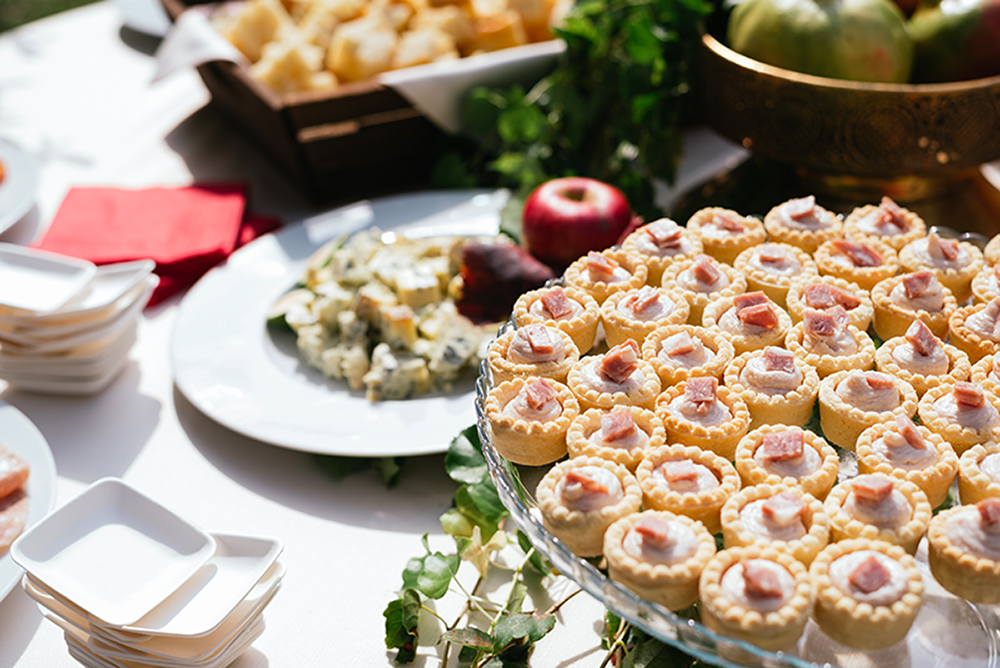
[586,251,620,282]
[685,376,718,405]
[954,381,986,409]
[758,247,792,269]
[904,319,941,357]
[977,497,1000,527]
[524,324,556,355]
[565,469,609,495]
[742,560,785,598]
[633,516,675,547]
[541,287,573,319]
[601,407,637,442]
[626,286,662,315]
[662,459,699,483]
[524,378,557,411]
[763,347,796,374]
[803,307,846,338]
[713,212,747,233]
[831,239,883,267]
[879,197,910,231]
[759,429,805,463]
[804,283,862,310]
[664,331,696,356]
[738,303,780,329]
[893,414,927,450]
[902,271,937,300]
[645,221,684,249]
[851,474,895,504]
[927,231,960,262]
[734,292,770,312]
[864,372,897,391]
[762,491,807,527]
[785,195,817,220]
[600,340,640,384]
[849,555,892,594]
[692,255,723,286]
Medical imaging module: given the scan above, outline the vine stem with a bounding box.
[441,572,486,667]
[599,619,632,668]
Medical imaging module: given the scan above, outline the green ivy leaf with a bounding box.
[454,485,503,539]
[316,455,371,479]
[444,426,487,485]
[384,588,421,663]
[377,457,403,488]
[493,613,556,653]
[401,552,460,600]
[439,626,494,648]
[466,480,508,525]
[505,580,528,613]
[440,508,475,539]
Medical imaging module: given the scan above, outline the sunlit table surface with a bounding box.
[0,3,748,666]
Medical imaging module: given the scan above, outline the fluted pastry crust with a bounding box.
[488,326,580,385]
[810,538,923,650]
[655,382,751,460]
[600,287,690,348]
[818,371,918,451]
[536,456,642,557]
[566,406,665,471]
[563,249,648,305]
[898,239,983,303]
[734,425,840,501]
[957,442,1000,505]
[870,273,957,341]
[685,207,766,265]
[566,355,661,411]
[720,484,829,565]
[604,511,717,611]
[661,257,747,325]
[927,506,1000,604]
[855,421,959,508]
[813,238,899,292]
[949,302,1000,363]
[971,265,1000,304]
[512,285,601,354]
[763,199,843,254]
[875,336,970,397]
[621,224,703,285]
[642,325,734,386]
[843,203,926,251]
[784,321,876,378]
[733,243,818,307]
[698,545,813,652]
[970,353,1000,392]
[918,383,1000,455]
[702,296,793,356]
[486,377,580,466]
[823,477,932,554]
[785,275,874,331]
[723,352,819,429]
[986,234,1000,266]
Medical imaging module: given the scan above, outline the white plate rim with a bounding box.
[0,400,58,603]
[170,188,508,457]
[0,139,39,237]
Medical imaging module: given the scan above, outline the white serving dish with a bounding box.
[11,478,217,626]
[0,244,96,313]
[0,355,130,396]
[0,322,136,371]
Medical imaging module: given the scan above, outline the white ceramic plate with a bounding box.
[0,401,58,603]
[171,189,507,456]
[11,478,217,626]
[0,139,40,236]
[0,244,97,313]
[0,322,137,373]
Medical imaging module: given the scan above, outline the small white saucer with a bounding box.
[0,244,96,313]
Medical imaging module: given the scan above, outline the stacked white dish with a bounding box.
[11,478,284,668]
[0,243,158,395]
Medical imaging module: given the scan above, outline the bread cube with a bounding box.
[327,16,399,82]
[469,10,527,52]
[249,38,337,95]
[507,0,550,41]
[224,0,294,62]
[392,27,459,69]
[410,5,474,49]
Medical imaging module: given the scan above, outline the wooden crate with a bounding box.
[162,0,446,204]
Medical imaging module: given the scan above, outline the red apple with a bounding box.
[521,177,632,270]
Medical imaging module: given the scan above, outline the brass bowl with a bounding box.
[698,32,1000,201]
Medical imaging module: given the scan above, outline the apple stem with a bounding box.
[563,187,589,202]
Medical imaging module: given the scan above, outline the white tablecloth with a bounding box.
[0,4,747,666]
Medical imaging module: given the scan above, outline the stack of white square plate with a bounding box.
[10,478,284,668]
[0,244,158,395]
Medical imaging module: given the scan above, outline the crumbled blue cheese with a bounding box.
[363,343,431,401]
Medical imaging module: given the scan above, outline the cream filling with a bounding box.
[913,237,971,270]
[835,374,901,413]
[652,460,720,494]
[826,251,861,270]
[634,228,697,258]
[890,281,945,312]
[948,507,1000,561]
[748,246,803,278]
[507,329,567,364]
[676,266,730,293]
[932,394,999,431]
[754,443,822,480]
[856,209,904,237]
[872,434,937,471]
[581,358,644,394]
[657,334,715,370]
[668,395,732,428]
[965,306,1000,342]
[718,307,772,337]
[587,424,650,452]
[502,391,563,422]
[738,355,803,396]
[828,550,910,607]
[842,488,912,530]
[557,466,624,512]
[805,326,859,357]
[529,296,585,322]
[617,294,674,322]
[777,205,836,231]
[590,266,633,284]
[980,453,1000,483]
[891,342,950,376]
[719,560,796,613]
[738,499,808,542]
[621,518,699,565]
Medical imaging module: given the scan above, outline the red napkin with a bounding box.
[36,184,282,307]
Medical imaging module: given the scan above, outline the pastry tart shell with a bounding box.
[487,326,580,386]
[733,243,818,308]
[957,442,1000,505]
[621,225,703,286]
[720,483,829,565]
[874,336,970,397]
[734,425,840,501]
[566,406,666,472]
[563,249,648,305]
[971,266,1000,304]
[486,377,580,467]
[536,456,643,557]
[512,285,601,354]
[655,382,751,460]
[970,353,1000,392]
[785,275,874,331]
[870,274,957,341]
[843,203,927,252]
[898,239,983,303]
[818,370,918,451]
[604,510,717,611]
[917,383,1000,455]
[698,544,813,652]
[810,538,924,650]
[641,325,734,386]
[813,238,899,292]
[823,477,932,554]
[985,234,1000,267]
[927,506,1000,604]
[685,207,767,265]
[660,258,747,326]
[636,444,741,534]
[784,321,876,379]
[600,287,690,348]
[854,421,959,509]
[702,296,793,356]
[763,202,843,255]
[566,356,661,411]
[723,351,819,430]
[948,302,1000,364]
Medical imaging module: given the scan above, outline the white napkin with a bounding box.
[152,9,249,83]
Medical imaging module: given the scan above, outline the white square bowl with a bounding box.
[11,478,216,626]
[0,244,96,313]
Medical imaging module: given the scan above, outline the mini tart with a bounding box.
[948,301,1000,363]
[641,324,734,386]
[486,377,580,466]
[986,234,1000,266]
[566,407,666,471]
[735,425,840,501]
[697,545,813,652]
[785,275,874,332]
[600,286,689,348]
[723,350,819,429]
[958,442,1000,505]
[603,510,717,611]
[818,371,918,451]
[660,256,747,325]
[636,443,741,534]
[898,237,984,303]
[620,219,703,285]
[512,285,601,354]
[720,484,829,566]
[566,354,661,411]
[870,273,958,341]
[971,353,1000,392]
[733,242,818,307]
[702,296,793,356]
[843,202,926,251]
[655,381,751,460]
[926,502,1000,604]
[763,196,843,255]
[810,538,924,650]
[917,383,1000,455]
[685,207,767,265]
[536,456,642,557]
[784,321,876,378]
[855,420,959,509]
[487,325,580,385]
[971,265,1000,304]
[823,476,932,554]
[814,238,899,292]
[874,335,970,397]
[563,249,648,305]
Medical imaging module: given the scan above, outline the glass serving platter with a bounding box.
[475,237,1000,668]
